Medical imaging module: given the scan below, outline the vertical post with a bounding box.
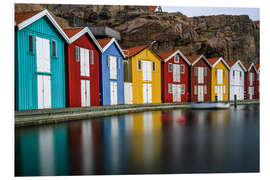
[234,94,237,108]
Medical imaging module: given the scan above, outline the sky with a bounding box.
[161,6,260,21]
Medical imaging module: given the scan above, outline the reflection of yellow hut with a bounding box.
[131,111,163,168]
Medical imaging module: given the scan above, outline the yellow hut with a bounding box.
[208,57,230,101]
[123,45,162,104]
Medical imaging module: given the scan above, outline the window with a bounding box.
[180,64,185,74]
[52,40,57,57]
[138,60,141,70]
[28,35,34,53]
[215,69,217,76]
[168,83,172,93]
[153,62,156,71]
[233,70,235,78]
[181,84,185,94]
[168,63,172,72]
[75,46,80,62]
[204,85,207,94]
[106,55,109,66]
[118,58,120,69]
[204,67,207,76]
[90,50,94,64]
[240,71,242,79]
[194,85,197,95]
[194,67,198,76]
[174,55,179,63]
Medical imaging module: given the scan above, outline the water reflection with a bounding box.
[15,104,260,176]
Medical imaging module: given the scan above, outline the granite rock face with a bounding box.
[15,4,260,63]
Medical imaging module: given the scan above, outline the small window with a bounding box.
[168,83,172,94]
[153,62,156,71]
[233,70,235,78]
[174,55,179,63]
[138,60,141,70]
[194,67,198,76]
[106,55,110,66]
[75,46,80,62]
[181,84,185,94]
[215,69,217,76]
[28,35,34,53]
[52,40,57,57]
[194,85,197,95]
[180,64,185,74]
[168,63,172,72]
[118,58,120,69]
[204,85,207,94]
[90,50,94,64]
[204,67,207,76]
[240,71,242,79]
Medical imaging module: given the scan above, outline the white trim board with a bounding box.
[68,27,103,52]
[248,63,258,73]
[191,54,212,67]
[211,57,230,70]
[16,9,69,43]
[101,38,126,58]
[230,60,247,72]
[163,50,191,65]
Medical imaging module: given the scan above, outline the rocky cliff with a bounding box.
[15,4,260,63]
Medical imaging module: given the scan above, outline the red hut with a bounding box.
[255,64,260,99]
[158,50,191,103]
[64,27,102,107]
[186,55,212,102]
[244,63,258,100]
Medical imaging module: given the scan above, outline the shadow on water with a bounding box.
[15,104,259,176]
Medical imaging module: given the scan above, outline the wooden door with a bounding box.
[198,85,204,102]
[110,56,117,79]
[36,37,50,73]
[218,86,223,101]
[81,80,91,107]
[110,81,118,105]
[38,75,51,109]
[143,83,152,103]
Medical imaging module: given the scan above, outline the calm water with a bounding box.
[15,104,259,176]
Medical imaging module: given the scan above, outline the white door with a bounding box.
[110,82,118,105]
[124,83,133,104]
[217,69,223,84]
[172,84,181,102]
[143,83,152,103]
[110,56,117,79]
[218,86,223,101]
[36,37,50,73]
[173,64,180,82]
[80,48,90,77]
[198,85,204,102]
[142,61,151,81]
[81,80,91,107]
[198,67,204,83]
[38,75,51,109]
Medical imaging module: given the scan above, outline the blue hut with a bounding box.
[97,38,125,105]
[15,9,69,110]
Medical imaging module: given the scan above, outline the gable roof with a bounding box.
[15,9,69,42]
[186,54,212,67]
[97,38,125,57]
[227,60,247,72]
[63,27,102,52]
[208,57,230,70]
[157,49,191,65]
[123,45,148,58]
[243,63,258,73]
